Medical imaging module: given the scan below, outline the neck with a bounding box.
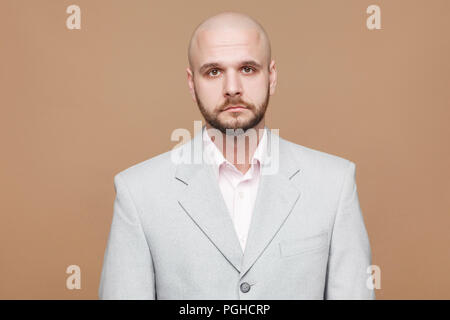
[205,120,265,174]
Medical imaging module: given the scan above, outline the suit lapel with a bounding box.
[175,127,243,272]
[239,128,302,277]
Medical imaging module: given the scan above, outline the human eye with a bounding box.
[206,68,221,77]
[241,66,256,74]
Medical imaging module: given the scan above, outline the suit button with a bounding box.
[240,282,251,293]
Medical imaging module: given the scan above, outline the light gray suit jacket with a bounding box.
[98,126,375,300]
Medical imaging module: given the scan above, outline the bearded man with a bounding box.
[99,11,375,300]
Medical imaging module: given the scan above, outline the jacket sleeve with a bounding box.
[98,173,156,299]
[324,161,375,299]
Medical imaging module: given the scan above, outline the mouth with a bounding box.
[223,105,247,112]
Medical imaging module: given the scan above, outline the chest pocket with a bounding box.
[279,232,329,258]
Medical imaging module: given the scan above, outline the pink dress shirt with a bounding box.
[202,126,268,252]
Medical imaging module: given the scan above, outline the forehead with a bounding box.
[193,27,266,68]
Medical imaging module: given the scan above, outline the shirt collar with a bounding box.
[202,125,269,175]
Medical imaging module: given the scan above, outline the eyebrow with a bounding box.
[199,60,263,74]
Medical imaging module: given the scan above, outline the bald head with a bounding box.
[187,11,271,71]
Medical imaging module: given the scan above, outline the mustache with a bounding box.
[219,99,254,111]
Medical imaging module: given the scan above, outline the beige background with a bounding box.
[1,0,449,299]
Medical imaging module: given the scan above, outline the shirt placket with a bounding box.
[233,167,255,250]
[234,181,246,249]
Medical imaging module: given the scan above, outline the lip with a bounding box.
[224,105,247,111]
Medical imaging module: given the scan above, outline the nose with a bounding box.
[223,70,242,98]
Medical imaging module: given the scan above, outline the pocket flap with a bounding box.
[279,232,328,257]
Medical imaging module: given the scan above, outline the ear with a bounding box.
[268,59,277,95]
[186,67,197,103]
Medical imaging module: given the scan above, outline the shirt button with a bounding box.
[240,282,251,293]
[238,191,244,199]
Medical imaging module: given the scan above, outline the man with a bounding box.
[98,11,375,300]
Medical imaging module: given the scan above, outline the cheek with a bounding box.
[243,77,269,102]
[196,79,224,107]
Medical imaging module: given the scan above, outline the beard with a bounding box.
[195,85,270,135]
